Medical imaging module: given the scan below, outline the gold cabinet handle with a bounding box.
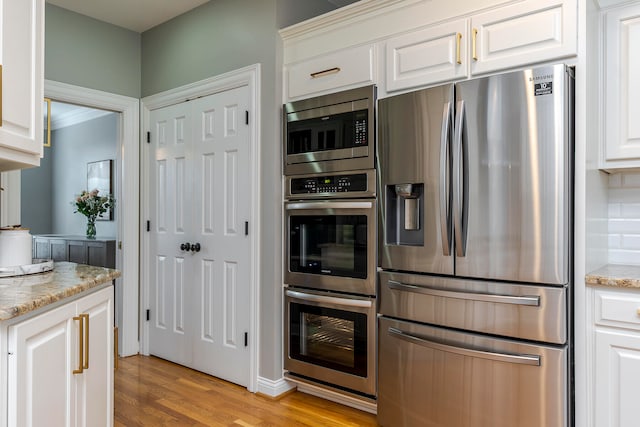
[636,308,640,316]
[310,67,341,78]
[472,28,478,61]
[114,326,119,370]
[81,313,90,369]
[0,64,3,127]
[456,33,462,65]
[44,97,52,147]
[73,316,84,375]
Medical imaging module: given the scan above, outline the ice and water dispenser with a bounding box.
[385,183,424,246]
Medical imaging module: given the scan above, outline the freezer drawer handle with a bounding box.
[387,280,540,306]
[388,327,541,366]
[285,289,372,308]
[286,201,372,210]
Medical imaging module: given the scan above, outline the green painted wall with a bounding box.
[45,4,141,97]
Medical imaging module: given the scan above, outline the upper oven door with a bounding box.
[283,85,376,175]
[285,199,376,296]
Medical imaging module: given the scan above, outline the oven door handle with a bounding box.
[286,201,373,210]
[388,327,541,366]
[285,290,373,308]
[387,280,540,306]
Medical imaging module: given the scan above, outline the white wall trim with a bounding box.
[256,376,296,398]
[140,63,261,393]
[45,79,140,357]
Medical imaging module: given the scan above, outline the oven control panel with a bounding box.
[290,173,368,195]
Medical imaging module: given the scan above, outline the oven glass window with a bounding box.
[289,302,367,377]
[287,110,368,155]
[289,215,367,278]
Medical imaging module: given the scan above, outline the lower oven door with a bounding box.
[284,288,376,397]
[378,316,568,427]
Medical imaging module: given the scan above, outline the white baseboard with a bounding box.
[256,376,296,398]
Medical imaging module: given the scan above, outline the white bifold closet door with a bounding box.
[148,85,251,387]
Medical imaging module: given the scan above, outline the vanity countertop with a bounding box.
[0,262,120,321]
[585,264,640,289]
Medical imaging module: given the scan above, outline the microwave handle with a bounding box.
[286,201,373,210]
[388,327,541,366]
[285,290,372,308]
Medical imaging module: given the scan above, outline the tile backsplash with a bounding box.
[609,172,640,265]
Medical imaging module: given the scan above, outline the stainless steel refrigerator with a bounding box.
[376,64,573,427]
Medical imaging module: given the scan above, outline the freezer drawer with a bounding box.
[379,271,567,344]
[378,316,568,427]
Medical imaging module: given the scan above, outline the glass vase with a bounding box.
[86,217,97,239]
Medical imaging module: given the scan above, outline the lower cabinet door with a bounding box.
[595,328,640,427]
[7,286,114,427]
[377,317,568,427]
[7,302,77,427]
[75,287,114,427]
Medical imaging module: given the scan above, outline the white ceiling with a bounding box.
[46,0,211,33]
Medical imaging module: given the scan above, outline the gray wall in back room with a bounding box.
[52,114,119,238]
[21,146,53,234]
[21,114,119,238]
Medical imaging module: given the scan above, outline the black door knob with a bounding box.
[180,242,191,251]
[191,243,201,252]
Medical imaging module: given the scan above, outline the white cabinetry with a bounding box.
[602,3,640,169]
[385,20,467,92]
[7,286,114,427]
[470,0,577,76]
[384,0,577,92]
[0,0,44,171]
[284,44,376,100]
[592,287,640,427]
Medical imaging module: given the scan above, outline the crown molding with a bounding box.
[279,0,422,42]
[49,108,113,131]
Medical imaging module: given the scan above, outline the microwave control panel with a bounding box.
[290,173,368,195]
[354,117,367,145]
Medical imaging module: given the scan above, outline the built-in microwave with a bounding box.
[283,85,376,175]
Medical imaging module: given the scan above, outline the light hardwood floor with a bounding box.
[115,355,379,426]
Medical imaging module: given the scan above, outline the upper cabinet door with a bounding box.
[385,19,468,92]
[470,0,577,76]
[0,0,44,171]
[602,3,640,168]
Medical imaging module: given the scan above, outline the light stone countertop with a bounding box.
[585,264,640,289]
[0,262,120,321]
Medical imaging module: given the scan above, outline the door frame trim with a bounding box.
[140,64,261,392]
[44,79,141,357]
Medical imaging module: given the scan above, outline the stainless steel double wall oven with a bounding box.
[283,86,377,398]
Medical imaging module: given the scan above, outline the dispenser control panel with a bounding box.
[290,173,368,195]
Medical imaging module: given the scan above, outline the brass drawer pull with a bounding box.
[310,67,341,78]
[456,33,462,64]
[81,313,90,369]
[0,64,3,126]
[73,315,84,374]
[472,28,478,61]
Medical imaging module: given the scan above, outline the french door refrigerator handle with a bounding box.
[453,99,467,257]
[388,327,541,366]
[387,280,540,306]
[439,102,452,256]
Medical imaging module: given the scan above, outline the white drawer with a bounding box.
[595,288,640,330]
[285,44,376,100]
